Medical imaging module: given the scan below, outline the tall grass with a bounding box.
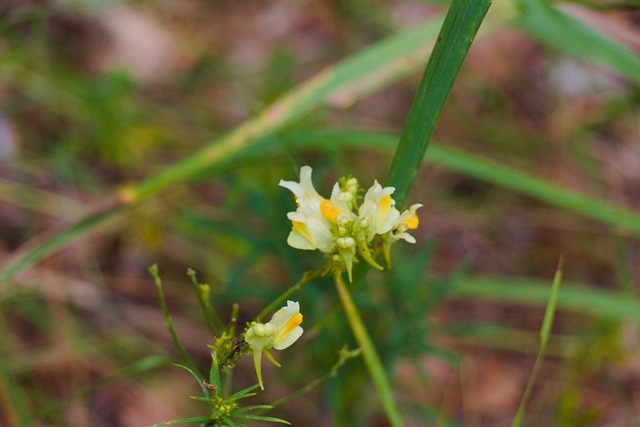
[1,0,639,425]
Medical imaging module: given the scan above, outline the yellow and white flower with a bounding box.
[244,300,303,390]
[358,181,400,239]
[380,203,423,267]
[285,210,335,252]
[391,203,423,243]
[279,166,423,281]
[279,166,336,253]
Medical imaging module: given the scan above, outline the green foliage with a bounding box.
[1,0,640,425]
[511,260,563,427]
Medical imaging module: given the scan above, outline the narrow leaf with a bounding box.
[515,0,640,85]
[209,352,222,393]
[511,259,563,427]
[227,384,260,402]
[174,364,210,401]
[0,359,35,427]
[149,416,211,427]
[232,413,291,424]
[451,275,640,323]
[386,0,492,206]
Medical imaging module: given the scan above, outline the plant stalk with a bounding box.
[333,271,405,427]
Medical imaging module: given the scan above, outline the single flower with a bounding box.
[286,211,335,252]
[358,181,401,240]
[382,203,423,267]
[244,301,304,390]
[280,166,337,253]
[392,203,422,243]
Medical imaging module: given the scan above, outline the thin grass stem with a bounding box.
[511,258,563,427]
[227,303,239,336]
[149,264,202,379]
[333,271,405,427]
[187,268,223,336]
[267,346,361,410]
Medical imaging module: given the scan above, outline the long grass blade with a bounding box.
[515,0,640,85]
[0,359,35,427]
[232,413,291,424]
[333,271,404,427]
[511,259,562,427]
[123,17,446,202]
[149,264,202,380]
[0,202,125,284]
[0,14,449,286]
[452,275,640,323]
[149,416,211,427]
[386,0,492,207]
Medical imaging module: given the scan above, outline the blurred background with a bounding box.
[1,0,639,426]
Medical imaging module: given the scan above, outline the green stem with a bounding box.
[266,346,361,410]
[149,264,202,379]
[222,369,233,399]
[187,268,223,336]
[332,271,405,427]
[227,303,239,336]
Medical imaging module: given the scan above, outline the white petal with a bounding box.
[393,232,416,244]
[305,217,335,252]
[376,207,400,234]
[278,179,305,199]
[299,166,319,197]
[269,300,300,328]
[287,229,316,250]
[273,326,303,350]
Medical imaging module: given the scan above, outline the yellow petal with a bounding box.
[402,213,419,230]
[292,220,312,242]
[379,195,392,215]
[280,313,303,339]
[320,200,341,222]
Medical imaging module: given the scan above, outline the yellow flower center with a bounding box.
[402,213,419,230]
[320,200,341,222]
[379,195,392,216]
[292,220,312,241]
[279,313,303,340]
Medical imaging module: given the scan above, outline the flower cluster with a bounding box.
[244,300,304,390]
[279,166,422,281]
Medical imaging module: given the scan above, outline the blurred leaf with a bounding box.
[511,260,562,427]
[0,356,35,427]
[128,15,448,201]
[452,275,640,323]
[149,416,211,427]
[0,13,452,285]
[515,0,640,85]
[0,202,125,283]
